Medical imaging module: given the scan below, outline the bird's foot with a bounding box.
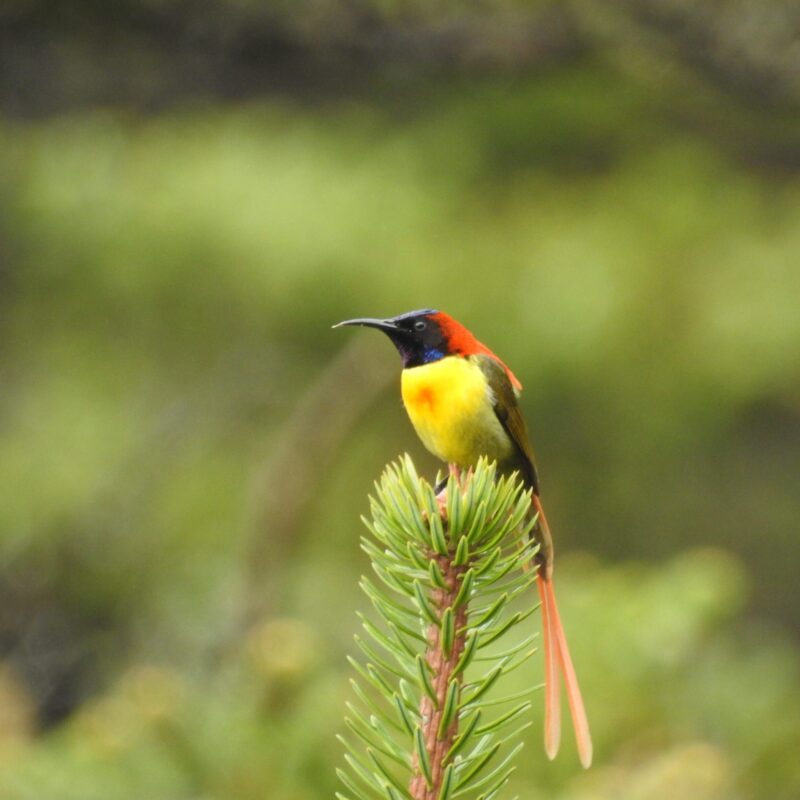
[435,488,448,519]
[421,488,449,523]
[432,464,465,520]
[427,465,470,522]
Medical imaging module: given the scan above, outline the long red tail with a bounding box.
[538,574,593,768]
[537,575,561,759]
[532,496,592,768]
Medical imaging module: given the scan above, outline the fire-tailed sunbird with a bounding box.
[334,308,592,768]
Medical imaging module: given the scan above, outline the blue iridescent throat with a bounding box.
[422,348,445,363]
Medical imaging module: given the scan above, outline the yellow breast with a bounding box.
[400,356,513,467]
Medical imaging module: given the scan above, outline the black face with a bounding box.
[333,309,449,367]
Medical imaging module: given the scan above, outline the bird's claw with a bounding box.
[421,487,449,523]
[423,464,470,524]
[435,487,448,520]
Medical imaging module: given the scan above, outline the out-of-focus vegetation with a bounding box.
[1,1,799,798]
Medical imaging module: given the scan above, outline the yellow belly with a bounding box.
[400,356,513,467]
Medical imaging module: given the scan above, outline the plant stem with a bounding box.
[410,550,468,800]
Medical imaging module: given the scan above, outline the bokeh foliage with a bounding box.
[1,1,800,798]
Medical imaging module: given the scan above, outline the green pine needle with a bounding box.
[339,456,540,800]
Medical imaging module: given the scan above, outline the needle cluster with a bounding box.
[338,456,540,800]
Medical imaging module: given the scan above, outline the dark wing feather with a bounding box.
[472,354,540,495]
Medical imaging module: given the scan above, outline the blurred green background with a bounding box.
[1,1,799,798]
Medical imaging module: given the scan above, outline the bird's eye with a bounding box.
[414,320,427,332]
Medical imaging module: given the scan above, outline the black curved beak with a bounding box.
[332,317,401,334]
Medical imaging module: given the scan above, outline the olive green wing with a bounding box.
[472,354,540,495]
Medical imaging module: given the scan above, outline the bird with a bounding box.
[334,308,592,768]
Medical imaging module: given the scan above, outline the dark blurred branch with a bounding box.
[3,1,799,117]
[0,2,582,116]
[241,334,394,627]
[577,0,800,109]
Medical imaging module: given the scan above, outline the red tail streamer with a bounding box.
[541,576,593,768]
[537,575,561,760]
[533,493,593,768]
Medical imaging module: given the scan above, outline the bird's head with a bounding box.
[333,309,522,389]
[333,309,448,367]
